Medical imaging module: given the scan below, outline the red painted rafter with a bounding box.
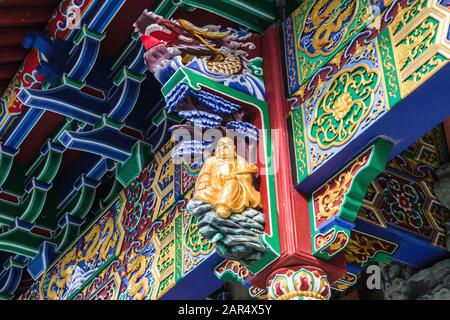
[0,47,28,64]
[0,63,18,80]
[0,0,60,7]
[0,0,60,95]
[0,28,36,47]
[0,7,54,28]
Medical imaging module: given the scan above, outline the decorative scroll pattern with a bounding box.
[310,140,392,260]
[19,140,214,300]
[283,0,391,94]
[346,230,398,267]
[358,126,450,247]
[214,260,252,284]
[288,0,449,186]
[387,0,450,98]
[330,272,358,292]
[291,44,388,182]
[312,152,370,227]
[39,196,126,300]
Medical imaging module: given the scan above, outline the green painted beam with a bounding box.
[0,147,14,188]
[57,178,98,220]
[55,223,81,252]
[54,214,84,252]
[100,179,123,208]
[116,141,153,188]
[20,183,51,223]
[1,161,27,197]
[0,227,46,258]
[0,293,13,300]
[0,179,51,226]
[26,142,65,184]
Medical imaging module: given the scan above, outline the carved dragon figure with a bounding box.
[134,10,265,100]
[125,255,150,300]
[301,0,357,55]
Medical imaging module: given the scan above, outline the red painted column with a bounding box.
[249,26,346,291]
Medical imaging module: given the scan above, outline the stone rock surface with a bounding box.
[187,199,266,265]
[382,259,450,300]
[434,162,450,252]
[434,162,450,210]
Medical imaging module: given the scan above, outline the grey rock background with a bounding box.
[434,162,450,210]
[382,259,450,300]
[379,162,450,300]
[187,199,266,265]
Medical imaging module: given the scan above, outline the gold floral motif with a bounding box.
[314,157,368,221]
[333,92,353,121]
[310,147,332,169]
[395,18,438,72]
[346,231,397,266]
[366,93,386,122]
[378,35,399,99]
[184,216,213,256]
[389,0,425,36]
[401,54,446,97]
[308,64,380,150]
[299,55,323,82]
[292,111,307,176]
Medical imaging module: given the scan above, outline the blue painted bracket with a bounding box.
[58,116,138,163]
[67,25,106,82]
[86,158,116,182]
[84,0,127,34]
[4,108,45,151]
[18,68,145,126]
[108,67,146,122]
[110,33,147,76]
[0,255,27,299]
[17,77,104,125]
[27,241,58,280]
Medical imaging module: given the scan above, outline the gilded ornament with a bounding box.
[298,0,358,58]
[314,157,367,221]
[193,137,262,219]
[308,64,380,150]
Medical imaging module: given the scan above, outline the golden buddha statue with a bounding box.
[193,137,262,219]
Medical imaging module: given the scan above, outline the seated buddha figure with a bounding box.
[193,137,262,219]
